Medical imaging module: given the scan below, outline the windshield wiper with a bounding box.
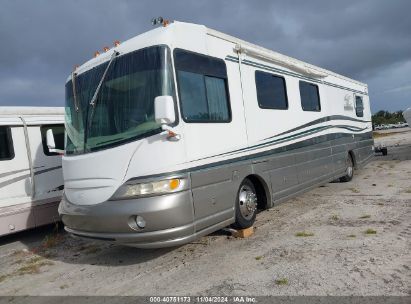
[71,71,79,112]
[85,51,119,151]
[89,51,119,107]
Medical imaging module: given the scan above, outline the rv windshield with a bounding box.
[65,45,175,154]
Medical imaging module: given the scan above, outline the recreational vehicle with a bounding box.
[404,107,411,125]
[0,107,64,236]
[58,21,373,248]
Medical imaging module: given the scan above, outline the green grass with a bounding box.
[365,229,377,235]
[295,231,314,237]
[404,188,411,194]
[275,278,289,285]
[0,274,9,283]
[359,214,371,219]
[16,257,54,275]
[349,188,360,193]
[347,234,356,238]
[255,256,263,261]
[330,214,339,221]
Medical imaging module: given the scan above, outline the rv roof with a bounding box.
[205,24,366,87]
[0,107,64,116]
[71,21,366,89]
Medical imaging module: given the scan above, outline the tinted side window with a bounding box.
[355,96,364,117]
[299,81,321,111]
[174,49,231,122]
[255,71,288,109]
[41,124,65,156]
[0,126,14,160]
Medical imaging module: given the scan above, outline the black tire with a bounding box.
[233,178,258,229]
[339,154,354,182]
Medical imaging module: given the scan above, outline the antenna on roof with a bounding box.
[151,16,170,27]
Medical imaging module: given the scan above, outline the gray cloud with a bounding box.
[0,0,410,112]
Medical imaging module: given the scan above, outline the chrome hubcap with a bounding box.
[238,185,257,220]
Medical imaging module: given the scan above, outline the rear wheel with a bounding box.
[340,154,354,182]
[234,178,257,229]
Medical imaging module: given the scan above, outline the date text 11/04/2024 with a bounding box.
[149,296,257,303]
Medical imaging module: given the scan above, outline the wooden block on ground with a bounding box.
[233,227,254,238]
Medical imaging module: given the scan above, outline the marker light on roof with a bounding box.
[114,40,121,47]
[94,51,100,58]
[151,16,169,27]
[103,46,110,52]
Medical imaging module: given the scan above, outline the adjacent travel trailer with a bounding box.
[59,21,373,248]
[404,107,411,125]
[0,107,64,236]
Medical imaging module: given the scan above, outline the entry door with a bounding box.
[174,48,248,229]
[27,125,64,203]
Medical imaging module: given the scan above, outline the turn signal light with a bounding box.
[169,179,180,190]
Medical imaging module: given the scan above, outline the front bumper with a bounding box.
[59,190,196,248]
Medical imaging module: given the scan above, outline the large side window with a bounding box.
[41,124,65,156]
[0,126,14,160]
[174,49,231,122]
[255,71,288,109]
[355,96,364,117]
[299,81,321,111]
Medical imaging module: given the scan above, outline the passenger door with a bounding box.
[29,124,64,201]
[174,46,248,230]
[28,124,64,226]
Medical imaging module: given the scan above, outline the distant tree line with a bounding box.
[372,110,405,125]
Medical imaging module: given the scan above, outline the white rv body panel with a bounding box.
[59,22,373,247]
[0,107,64,236]
[404,107,411,125]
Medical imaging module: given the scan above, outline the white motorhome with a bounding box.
[59,21,373,248]
[0,107,64,236]
[404,107,411,125]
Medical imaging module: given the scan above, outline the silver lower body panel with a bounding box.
[60,132,374,248]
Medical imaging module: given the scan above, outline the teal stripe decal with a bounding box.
[192,124,368,162]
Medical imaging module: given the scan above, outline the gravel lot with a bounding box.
[0,129,410,296]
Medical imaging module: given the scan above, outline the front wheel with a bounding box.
[340,154,354,182]
[234,178,257,229]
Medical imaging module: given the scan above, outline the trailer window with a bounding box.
[255,71,288,109]
[174,49,231,122]
[355,96,364,117]
[41,124,65,156]
[299,81,321,111]
[0,126,14,160]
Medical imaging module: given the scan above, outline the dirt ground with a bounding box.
[0,129,410,296]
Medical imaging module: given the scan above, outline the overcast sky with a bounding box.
[0,0,410,112]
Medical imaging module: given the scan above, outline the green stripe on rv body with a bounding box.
[191,123,368,162]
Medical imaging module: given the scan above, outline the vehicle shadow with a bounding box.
[1,222,177,267]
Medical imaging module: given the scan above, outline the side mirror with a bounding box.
[46,129,56,150]
[154,96,175,125]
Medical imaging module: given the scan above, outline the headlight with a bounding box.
[111,178,187,200]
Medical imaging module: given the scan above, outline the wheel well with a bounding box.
[245,175,270,210]
[348,150,357,168]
